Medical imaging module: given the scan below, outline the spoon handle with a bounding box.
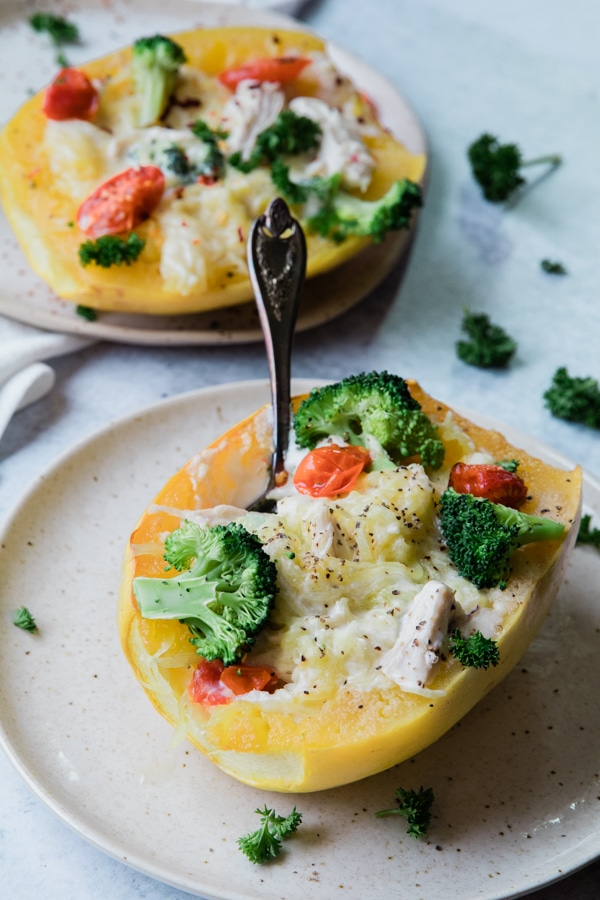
[248,198,307,488]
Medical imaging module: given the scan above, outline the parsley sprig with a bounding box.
[375,786,435,838]
[577,514,600,549]
[13,606,38,633]
[78,233,145,268]
[238,806,302,864]
[468,133,561,203]
[29,12,80,67]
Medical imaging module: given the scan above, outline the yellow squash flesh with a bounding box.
[118,383,582,792]
[0,27,426,315]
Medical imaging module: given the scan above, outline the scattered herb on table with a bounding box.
[78,233,146,268]
[543,367,600,429]
[375,786,435,838]
[238,806,302,864]
[468,133,561,203]
[13,606,38,633]
[456,310,517,369]
[29,12,80,45]
[76,305,97,321]
[576,514,600,549]
[541,259,567,275]
[29,12,80,66]
[450,629,500,669]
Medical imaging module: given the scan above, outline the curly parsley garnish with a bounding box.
[13,606,38,633]
[238,806,302,864]
[577,514,600,549]
[78,233,145,268]
[375,786,435,838]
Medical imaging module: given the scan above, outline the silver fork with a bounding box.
[247,197,307,512]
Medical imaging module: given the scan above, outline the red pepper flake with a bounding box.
[237,226,244,242]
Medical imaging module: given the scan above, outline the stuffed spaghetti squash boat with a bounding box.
[0,26,425,315]
[118,374,581,792]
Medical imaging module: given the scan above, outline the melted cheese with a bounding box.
[236,462,500,708]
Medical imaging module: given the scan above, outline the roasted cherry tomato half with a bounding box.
[449,462,528,509]
[77,166,165,238]
[42,68,99,122]
[220,664,278,696]
[218,56,311,89]
[188,659,231,706]
[294,445,371,498]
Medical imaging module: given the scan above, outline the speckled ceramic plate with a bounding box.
[0,0,426,346]
[0,379,599,900]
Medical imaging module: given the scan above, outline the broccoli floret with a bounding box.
[293,371,445,470]
[543,367,600,429]
[450,629,500,669]
[456,310,517,369]
[229,110,322,174]
[307,177,423,243]
[162,145,191,177]
[440,488,565,589]
[267,158,336,207]
[191,120,228,179]
[133,521,277,666]
[78,233,145,268]
[258,157,421,244]
[468,133,561,203]
[132,35,187,127]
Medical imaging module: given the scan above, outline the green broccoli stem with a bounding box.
[134,575,224,620]
[346,432,397,471]
[492,503,564,545]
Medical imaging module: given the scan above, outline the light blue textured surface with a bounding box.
[1,1,599,898]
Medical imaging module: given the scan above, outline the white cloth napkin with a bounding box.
[0,317,94,441]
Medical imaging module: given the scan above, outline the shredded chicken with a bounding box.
[222,80,284,161]
[380,581,456,696]
[288,96,375,191]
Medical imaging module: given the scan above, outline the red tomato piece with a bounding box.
[77,166,165,238]
[219,56,311,89]
[293,445,371,498]
[42,68,99,122]
[220,664,278,696]
[188,659,231,707]
[449,462,528,509]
